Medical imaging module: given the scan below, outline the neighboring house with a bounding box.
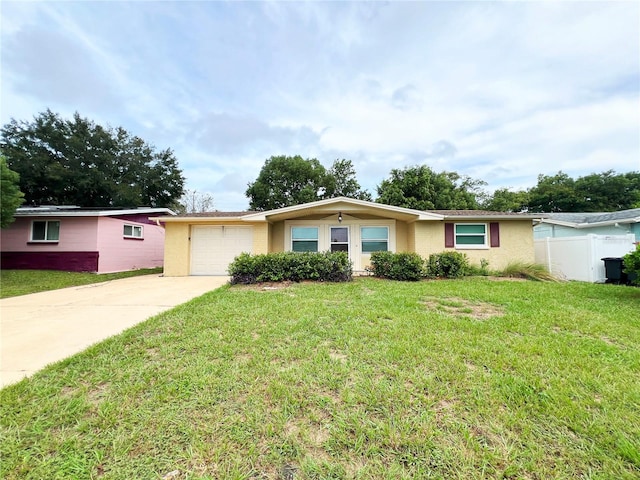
[153,197,543,276]
[534,209,640,242]
[1,206,175,273]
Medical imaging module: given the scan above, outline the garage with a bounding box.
[190,226,253,275]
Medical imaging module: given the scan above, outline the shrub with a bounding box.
[623,244,640,286]
[228,251,352,285]
[425,251,470,279]
[500,261,559,282]
[368,251,425,281]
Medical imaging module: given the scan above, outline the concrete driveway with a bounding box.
[1,275,228,388]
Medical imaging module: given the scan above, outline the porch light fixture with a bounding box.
[338,212,343,223]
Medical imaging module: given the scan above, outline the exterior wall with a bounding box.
[1,217,101,272]
[414,220,535,270]
[163,223,191,276]
[252,222,270,255]
[95,217,165,273]
[1,217,99,251]
[395,221,409,252]
[271,221,285,253]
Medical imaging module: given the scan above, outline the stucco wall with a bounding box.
[415,220,535,270]
[252,222,270,254]
[163,223,191,276]
[96,217,165,273]
[271,221,285,252]
[395,221,408,252]
[0,217,99,251]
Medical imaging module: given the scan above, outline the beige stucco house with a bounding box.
[154,197,543,276]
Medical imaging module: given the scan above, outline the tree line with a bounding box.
[246,155,640,213]
[1,111,639,227]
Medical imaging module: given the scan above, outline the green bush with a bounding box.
[623,244,640,286]
[228,251,352,284]
[425,251,470,279]
[368,251,425,281]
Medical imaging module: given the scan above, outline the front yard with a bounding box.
[1,278,638,479]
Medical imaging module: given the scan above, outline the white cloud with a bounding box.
[1,0,638,210]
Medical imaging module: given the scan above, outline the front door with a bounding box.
[330,226,349,253]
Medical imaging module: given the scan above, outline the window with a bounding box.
[361,226,389,253]
[123,224,143,239]
[455,223,487,247]
[292,227,318,252]
[31,220,60,242]
[330,226,349,252]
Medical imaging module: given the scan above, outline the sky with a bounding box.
[1,1,639,211]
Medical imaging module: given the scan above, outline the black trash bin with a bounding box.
[601,257,627,284]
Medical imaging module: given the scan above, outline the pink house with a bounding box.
[1,206,174,273]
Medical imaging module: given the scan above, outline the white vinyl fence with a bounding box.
[534,234,636,282]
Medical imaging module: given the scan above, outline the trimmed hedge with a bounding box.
[368,251,471,281]
[368,251,424,281]
[623,244,640,286]
[228,251,352,284]
[425,251,470,279]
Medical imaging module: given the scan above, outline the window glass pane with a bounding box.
[456,235,485,245]
[133,226,143,237]
[292,227,318,240]
[361,226,388,240]
[331,227,348,243]
[456,224,486,234]
[124,225,133,236]
[362,241,388,253]
[46,221,60,240]
[292,241,318,252]
[32,221,46,240]
[331,243,349,252]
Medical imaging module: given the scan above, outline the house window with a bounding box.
[292,227,318,252]
[31,220,60,242]
[123,224,143,239]
[361,226,389,253]
[455,224,487,247]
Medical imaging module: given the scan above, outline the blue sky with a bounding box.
[2,1,639,211]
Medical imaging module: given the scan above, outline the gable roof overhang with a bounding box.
[432,210,547,222]
[240,197,444,223]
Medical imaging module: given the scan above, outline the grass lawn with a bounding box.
[0,268,163,299]
[1,278,639,479]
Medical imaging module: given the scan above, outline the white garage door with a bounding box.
[190,226,253,275]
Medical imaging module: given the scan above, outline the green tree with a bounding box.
[246,156,371,210]
[1,155,24,228]
[482,187,530,212]
[574,170,640,211]
[326,159,372,201]
[376,165,484,210]
[246,155,330,211]
[527,172,579,212]
[0,110,185,207]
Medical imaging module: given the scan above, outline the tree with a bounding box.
[481,188,530,212]
[527,170,640,212]
[0,110,185,208]
[376,165,485,210]
[326,159,372,201]
[1,155,24,228]
[175,189,215,214]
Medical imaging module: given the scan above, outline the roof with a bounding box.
[153,197,544,223]
[15,206,176,217]
[539,209,640,228]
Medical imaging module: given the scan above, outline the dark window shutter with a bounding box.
[445,223,455,248]
[490,222,500,247]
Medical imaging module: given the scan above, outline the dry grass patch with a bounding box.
[421,295,505,320]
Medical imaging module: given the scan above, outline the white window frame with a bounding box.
[291,226,319,252]
[30,220,60,242]
[454,223,488,249]
[123,224,144,239]
[360,226,389,254]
